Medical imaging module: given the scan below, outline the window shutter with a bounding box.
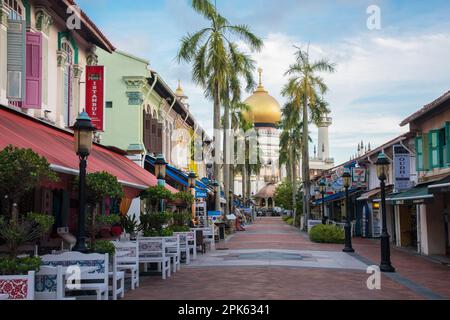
[23,32,42,109]
[415,136,423,171]
[429,130,441,168]
[446,122,450,166]
[7,19,26,102]
[422,133,430,171]
[150,118,158,154]
[143,112,152,153]
[157,123,163,154]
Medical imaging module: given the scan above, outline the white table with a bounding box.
[0,294,9,300]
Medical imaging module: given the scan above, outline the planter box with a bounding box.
[0,271,35,300]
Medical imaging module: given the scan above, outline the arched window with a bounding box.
[61,41,74,126]
[5,0,24,21]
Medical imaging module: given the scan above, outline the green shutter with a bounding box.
[7,20,26,101]
[423,133,430,171]
[429,130,442,168]
[415,136,424,171]
[446,122,450,166]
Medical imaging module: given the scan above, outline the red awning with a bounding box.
[0,106,178,197]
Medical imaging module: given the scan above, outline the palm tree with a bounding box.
[279,101,302,219]
[229,102,253,209]
[178,0,262,211]
[221,44,257,215]
[282,46,335,226]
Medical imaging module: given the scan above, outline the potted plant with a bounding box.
[142,186,174,212]
[120,214,139,240]
[0,146,58,300]
[139,211,173,237]
[169,211,192,232]
[75,171,124,244]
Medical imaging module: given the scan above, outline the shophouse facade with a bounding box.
[0,0,114,127]
[97,49,211,177]
[399,90,450,256]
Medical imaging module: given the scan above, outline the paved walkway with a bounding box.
[125,217,449,300]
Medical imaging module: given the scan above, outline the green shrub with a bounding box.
[0,256,42,275]
[169,225,191,232]
[286,217,294,225]
[172,211,192,228]
[89,240,116,256]
[159,228,174,237]
[139,212,173,234]
[309,224,345,244]
[143,228,174,237]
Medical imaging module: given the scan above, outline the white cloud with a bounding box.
[236,31,450,164]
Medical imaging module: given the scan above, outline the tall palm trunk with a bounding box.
[214,81,221,212]
[290,145,296,221]
[302,99,311,227]
[242,165,246,204]
[223,101,230,216]
[230,164,235,213]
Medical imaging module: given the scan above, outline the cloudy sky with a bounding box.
[78,0,450,164]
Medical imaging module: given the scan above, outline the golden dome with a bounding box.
[243,68,281,125]
[175,80,186,97]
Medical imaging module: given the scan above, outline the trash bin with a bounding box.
[218,223,226,240]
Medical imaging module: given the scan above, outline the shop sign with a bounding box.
[352,167,368,189]
[196,190,208,199]
[86,65,105,131]
[393,145,411,192]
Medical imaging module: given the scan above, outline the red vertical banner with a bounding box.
[85,65,105,131]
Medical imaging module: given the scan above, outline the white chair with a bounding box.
[164,235,181,273]
[40,252,109,300]
[113,241,139,290]
[174,232,190,264]
[174,232,196,264]
[186,231,197,260]
[109,254,125,300]
[191,227,215,251]
[138,238,170,279]
[35,266,75,300]
[0,271,35,300]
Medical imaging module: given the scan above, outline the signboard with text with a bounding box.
[352,167,368,189]
[393,145,411,192]
[86,66,105,131]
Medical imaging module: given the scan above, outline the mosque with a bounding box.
[233,68,334,209]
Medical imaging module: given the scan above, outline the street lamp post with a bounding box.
[155,154,168,212]
[188,171,197,223]
[72,111,96,252]
[376,153,396,273]
[342,170,355,253]
[319,180,327,224]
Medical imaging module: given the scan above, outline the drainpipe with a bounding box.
[400,140,415,156]
[139,72,158,165]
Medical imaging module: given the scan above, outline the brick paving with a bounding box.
[125,217,449,300]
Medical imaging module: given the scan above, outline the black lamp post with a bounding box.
[342,170,355,253]
[319,180,327,224]
[72,111,96,252]
[155,154,167,212]
[376,152,395,272]
[154,154,167,183]
[188,171,197,222]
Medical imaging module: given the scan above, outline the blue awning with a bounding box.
[312,189,361,206]
[145,155,209,195]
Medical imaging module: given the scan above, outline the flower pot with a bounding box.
[0,271,35,300]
